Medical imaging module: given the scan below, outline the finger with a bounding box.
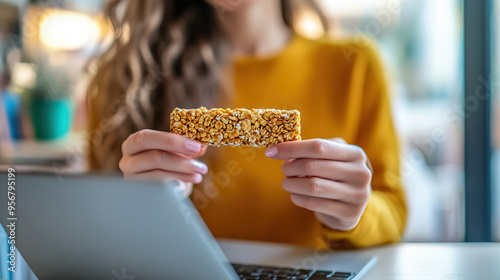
[365,156,373,174]
[123,169,203,184]
[329,138,374,174]
[282,158,356,181]
[122,129,202,156]
[282,158,372,185]
[290,194,363,230]
[193,145,208,158]
[119,150,208,175]
[329,137,347,144]
[265,139,364,161]
[282,177,361,203]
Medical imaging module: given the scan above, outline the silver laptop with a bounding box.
[0,173,376,280]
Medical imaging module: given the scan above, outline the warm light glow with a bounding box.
[10,63,36,91]
[39,10,100,51]
[295,11,324,39]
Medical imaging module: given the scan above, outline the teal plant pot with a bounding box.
[29,97,74,140]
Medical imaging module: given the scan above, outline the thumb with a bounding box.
[328,137,348,144]
[328,137,373,174]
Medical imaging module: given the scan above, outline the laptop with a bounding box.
[0,173,376,280]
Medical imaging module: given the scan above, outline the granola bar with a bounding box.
[170,107,301,147]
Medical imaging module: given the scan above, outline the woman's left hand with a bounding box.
[265,138,372,231]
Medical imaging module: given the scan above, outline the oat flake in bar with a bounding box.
[170,107,301,147]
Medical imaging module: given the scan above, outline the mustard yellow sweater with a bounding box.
[192,35,407,249]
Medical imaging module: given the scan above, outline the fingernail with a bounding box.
[194,174,203,184]
[185,140,201,153]
[192,160,208,174]
[265,147,278,157]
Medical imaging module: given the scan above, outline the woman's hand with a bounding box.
[119,129,208,195]
[265,138,372,231]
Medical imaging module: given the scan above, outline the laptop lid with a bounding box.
[0,173,238,280]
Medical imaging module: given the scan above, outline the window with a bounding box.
[315,0,465,241]
[492,0,500,241]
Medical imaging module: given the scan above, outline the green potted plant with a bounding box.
[26,65,74,140]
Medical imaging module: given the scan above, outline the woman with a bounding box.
[88,0,406,249]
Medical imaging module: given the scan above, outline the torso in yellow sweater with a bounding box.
[192,35,407,249]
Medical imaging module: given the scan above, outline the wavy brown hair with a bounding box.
[87,0,327,171]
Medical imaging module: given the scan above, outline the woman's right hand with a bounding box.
[119,129,208,186]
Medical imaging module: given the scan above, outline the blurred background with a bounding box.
[0,0,497,248]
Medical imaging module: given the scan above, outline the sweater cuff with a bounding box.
[320,213,368,249]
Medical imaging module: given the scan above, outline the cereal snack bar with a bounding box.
[170,107,301,147]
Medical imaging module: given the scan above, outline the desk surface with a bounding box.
[220,240,500,280]
[361,243,500,280]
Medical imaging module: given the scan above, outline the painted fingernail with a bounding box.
[265,147,278,157]
[193,161,208,174]
[194,174,203,184]
[185,140,201,153]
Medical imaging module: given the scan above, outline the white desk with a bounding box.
[220,240,500,280]
[362,243,500,280]
[6,240,500,279]
[0,132,87,173]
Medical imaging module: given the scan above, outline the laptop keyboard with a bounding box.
[231,263,355,280]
